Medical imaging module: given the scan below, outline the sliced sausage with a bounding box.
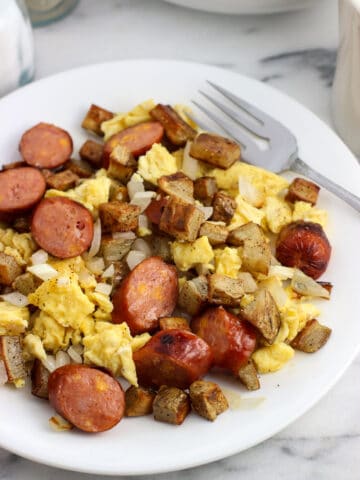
[103,121,164,166]
[191,306,257,375]
[133,329,213,389]
[31,197,94,258]
[0,167,46,215]
[112,256,178,335]
[20,122,73,169]
[144,195,168,225]
[48,364,125,433]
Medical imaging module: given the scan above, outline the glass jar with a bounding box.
[25,0,79,26]
[0,0,34,97]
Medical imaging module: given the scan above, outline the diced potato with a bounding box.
[153,386,190,425]
[238,360,260,391]
[79,140,104,169]
[81,104,114,136]
[236,272,258,293]
[208,274,244,306]
[190,133,240,169]
[0,336,26,384]
[211,192,237,225]
[150,104,196,146]
[109,183,129,202]
[149,235,172,262]
[125,385,156,417]
[158,172,194,204]
[99,201,140,233]
[159,197,204,241]
[159,317,190,331]
[31,358,50,399]
[194,176,218,206]
[64,159,94,178]
[291,319,331,353]
[12,272,42,296]
[285,177,320,205]
[189,380,228,421]
[199,221,228,246]
[100,235,134,266]
[46,170,79,191]
[178,276,208,316]
[107,145,137,183]
[0,252,22,286]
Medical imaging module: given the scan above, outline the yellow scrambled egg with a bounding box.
[22,333,46,361]
[214,247,242,278]
[292,201,327,227]
[263,196,292,234]
[0,228,36,265]
[252,343,295,373]
[138,143,179,185]
[0,302,29,335]
[171,236,214,271]
[229,194,266,231]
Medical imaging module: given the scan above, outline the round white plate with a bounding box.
[0,60,359,476]
[162,0,316,15]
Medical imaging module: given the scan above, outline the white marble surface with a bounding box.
[1,0,360,478]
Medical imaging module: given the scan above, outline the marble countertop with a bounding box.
[2,0,360,478]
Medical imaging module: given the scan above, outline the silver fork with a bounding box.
[192,81,360,213]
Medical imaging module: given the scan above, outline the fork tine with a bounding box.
[198,90,267,138]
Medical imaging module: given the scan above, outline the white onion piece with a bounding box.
[113,231,136,240]
[78,267,95,286]
[71,344,84,355]
[182,141,199,180]
[85,257,105,275]
[238,176,264,207]
[88,218,102,258]
[95,282,112,296]
[130,191,156,212]
[197,205,213,221]
[56,276,70,286]
[195,262,215,276]
[28,264,58,281]
[31,249,48,265]
[42,355,56,373]
[126,250,147,270]
[131,238,152,257]
[268,265,294,280]
[67,345,83,364]
[138,214,150,230]
[291,269,330,299]
[0,360,8,385]
[55,351,71,369]
[0,291,29,307]
[102,264,115,279]
[127,176,145,200]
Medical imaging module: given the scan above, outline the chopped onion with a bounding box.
[49,415,73,432]
[55,351,71,369]
[138,214,150,230]
[113,231,136,240]
[57,276,70,286]
[0,360,8,385]
[85,257,105,275]
[95,282,112,296]
[126,250,147,270]
[31,249,48,265]
[0,291,29,307]
[268,265,294,280]
[78,267,95,286]
[291,269,330,299]
[127,176,145,200]
[197,205,213,221]
[67,345,83,364]
[88,218,102,258]
[182,141,199,180]
[130,191,156,212]
[195,262,214,276]
[42,354,56,373]
[259,279,288,308]
[131,238,152,257]
[28,264,58,281]
[238,176,264,208]
[102,264,115,279]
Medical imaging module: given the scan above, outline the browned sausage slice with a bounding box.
[48,364,125,433]
[133,329,213,389]
[20,122,73,169]
[103,121,164,166]
[31,197,94,258]
[0,167,46,214]
[112,256,178,335]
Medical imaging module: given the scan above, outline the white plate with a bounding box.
[162,0,316,15]
[0,60,359,476]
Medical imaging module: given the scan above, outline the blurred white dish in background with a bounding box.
[162,0,317,15]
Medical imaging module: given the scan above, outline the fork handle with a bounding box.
[292,158,360,213]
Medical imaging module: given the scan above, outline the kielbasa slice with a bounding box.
[103,121,164,166]
[133,329,213,389]
[112,256,178,335]
[31,197,94,258]
[48,365,125,433]
[0,167,46,214]
[191,306,257,375]
[20,122,73,169]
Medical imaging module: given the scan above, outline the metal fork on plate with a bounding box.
[191,81,360,213]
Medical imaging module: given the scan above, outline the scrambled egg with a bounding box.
[138,143,179,185]
[0,228,36,265]
[171,236,214,271]
[23,334,46,361]
[214,247,242,278]
[252,343,295,373]
[101,100,156,140]
[292,201,327,227]
[263,196,292,234]
[229,194,266,231]
[46,169,111,215]
[83,321,150,386]
[0,302,29,335]
[276,301,321,344]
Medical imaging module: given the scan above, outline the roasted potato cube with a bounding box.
[109,182,129,202]
[107,145,137,183]
[291,319,331,353]
[0,336,26,383]
[228,222,271,275]
[12,272,42,296]
[189,380,228,421]
[111,260,130,290]
[199,221,228,246]
[285,177,320,205]
[208,274,244,306]
[190,133,240,169]
[158,172,194,204]
[148,235,172,262]
[150,104,196,146]
[178,275,208,316]
[79,139,104,169]
[0,253,22,286]
[100,235,135,265]
[240,288,280,344]
[238,359,260,391]
[12,216,31,233]
[153,386,190,425]
[99,201,140,233]
[159,316,190,331]
[2,160,26,170]
[194,176,218,206]
[211,192,236,224]
[64,158,94,178]
[125,386,156,417]
[45,169,79,191]
[159,197,204,241]
[31,358,50,399]
[237,272,257,293]
[81,103,113,136]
